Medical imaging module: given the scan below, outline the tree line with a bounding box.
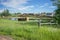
[0,9,21,17]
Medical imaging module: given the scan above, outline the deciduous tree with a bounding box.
[51,0,60,24]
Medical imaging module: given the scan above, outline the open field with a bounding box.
[0,19,60,40]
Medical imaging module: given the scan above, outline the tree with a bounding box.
[51,0,60,24]
[1,9,11,17]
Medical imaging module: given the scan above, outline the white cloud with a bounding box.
[40,3,49,8]
[39,3,56,9]
[49,6,56,8]
[1,0,34,11]
[40,6,44,8]
[1,0,30,8]
[18,6,34,10]
[44,3,49,6]
[0,9,4,12]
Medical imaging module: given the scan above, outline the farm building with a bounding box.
[10,17,29,21]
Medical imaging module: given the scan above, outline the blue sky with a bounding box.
[0,0,57,13]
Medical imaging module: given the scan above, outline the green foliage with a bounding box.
[51,0,60,7]
[1,9,11,17]
[54,8,60,24]
[51,0,60,24]
[0,19,60,40]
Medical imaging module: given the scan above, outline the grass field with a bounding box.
[0,19,60,40]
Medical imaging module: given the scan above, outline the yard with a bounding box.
[0,19,60,40]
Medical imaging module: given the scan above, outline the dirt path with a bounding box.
[0,35,13,40]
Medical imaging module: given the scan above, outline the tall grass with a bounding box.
[0,19,60,40]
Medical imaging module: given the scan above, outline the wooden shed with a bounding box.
[18,17,29,21]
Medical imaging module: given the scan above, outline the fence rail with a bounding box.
[40,23,57,25]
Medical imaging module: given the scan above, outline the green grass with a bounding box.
[0,19,60,40]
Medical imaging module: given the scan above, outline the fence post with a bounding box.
[38,19,41,27]
[40,20,41,27]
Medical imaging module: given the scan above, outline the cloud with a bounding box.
[49,6,56,8]
[18,6,34,10]
[40,3,49,8]
[1,0,30,8]
[39,3,56,9]
[0,0,34,11]
[0,9,4,12]
[40,6,44,8]
[44,3,49,6]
